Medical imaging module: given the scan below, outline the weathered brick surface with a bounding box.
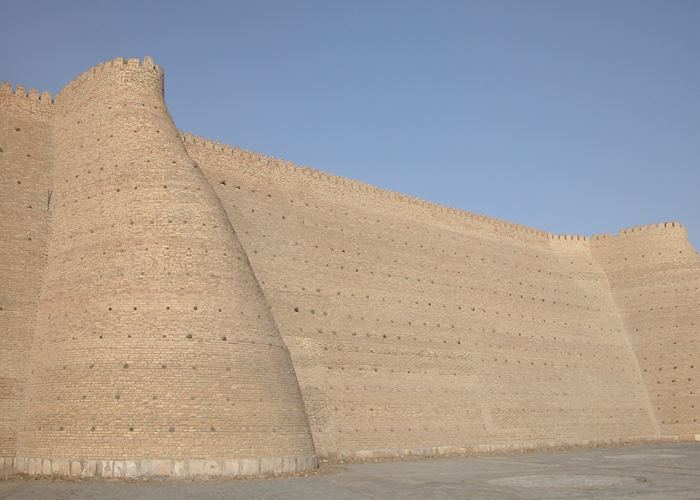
[0,57,697,477]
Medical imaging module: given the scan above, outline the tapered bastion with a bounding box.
[0,57,698,478]
[1,58,315,478]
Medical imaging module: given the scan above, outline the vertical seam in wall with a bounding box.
[589,245,661,437]
[15,105,56,457]
[178,138,317,455]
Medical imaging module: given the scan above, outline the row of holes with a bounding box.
[254,241,612,309]
[45,228,617,315]
[237,200,594,279]
[28,164,695,333]
[29,425,254,433]
[213,175,587,261]
[39,150,579,273]
[37,300,628,346]
[216,176,694,270]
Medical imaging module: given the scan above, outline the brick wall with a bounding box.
[184,137,665,459]
[0,84,52,459]
[0,57,697,477]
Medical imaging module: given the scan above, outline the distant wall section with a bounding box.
[591,223,700,438]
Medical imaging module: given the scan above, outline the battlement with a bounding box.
[592,221,685,241]
[618,221,684,235]
[180,132,692,247]
[0,54,684,247]
[0,83,53,103]
[54,56,162,104]
[179,131,597,244]
[1,57,162,118]
[0,82,54,121]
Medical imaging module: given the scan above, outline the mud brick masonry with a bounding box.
[1,57,698,478]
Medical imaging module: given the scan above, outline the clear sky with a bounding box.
[2,0,699,248]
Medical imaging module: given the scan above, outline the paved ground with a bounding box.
[0,443,699,499]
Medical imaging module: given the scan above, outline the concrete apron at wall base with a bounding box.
[0,454,317,478]
[323,435,698,462]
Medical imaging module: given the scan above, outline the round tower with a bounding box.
[14,57,316,477]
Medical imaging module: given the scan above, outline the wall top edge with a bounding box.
[180,131,683,243]
[1,57,161,107]
[591,221,685,241]
[0,81,54,104]
[178,131,570,241]
[54,56,162,102]
[2,58,685,246]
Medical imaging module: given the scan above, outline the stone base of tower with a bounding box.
[1,454,317,478]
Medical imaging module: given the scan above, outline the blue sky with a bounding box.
[2,0,698,248]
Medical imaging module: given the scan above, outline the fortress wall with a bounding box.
[12,59,315,477]
[591,223,700,438]
[2,57,695,478]
[0,84,53,459]
[185,137,658,459]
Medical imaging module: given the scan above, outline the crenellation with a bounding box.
[591,221,686,239]
[182,131,599,243]
[54,56,162,106]
[0,82,54,120]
